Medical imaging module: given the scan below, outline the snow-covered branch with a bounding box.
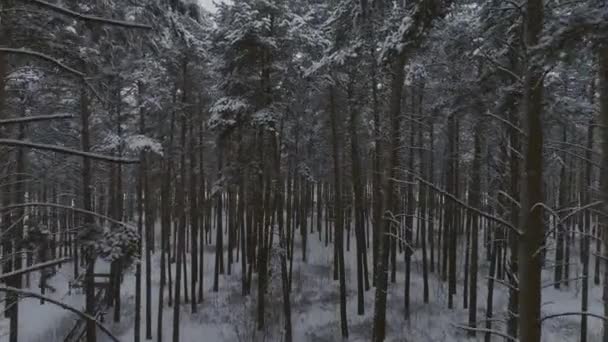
[0,48,85,77]
[0,139,140,164]
[0,114,73,126]
[0,257,71,282]
[24,0,152,29]
[541,312,608,322]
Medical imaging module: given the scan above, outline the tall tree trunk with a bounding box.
[329,86,348,338]
[507,84,521,338]
[348,79,367,315]
[598,45,608,342]
[484,223,498,342]
[581,118,594,342]
[555,126,568,290]
[373,52,406,342]
[144,154,153,341]
[189,114,199,314]
[213,135,225,292]
[8,105,26,342]
[467,122,483,336]
[172,99,188,342]
[134,83,145,342]
[518,0,544,340]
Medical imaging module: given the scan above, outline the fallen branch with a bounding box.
[0,114,73,126]
[0,139,140,164]
[24,0,152,29]
[0,286,120,342]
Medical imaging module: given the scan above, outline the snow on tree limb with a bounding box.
[0,257,71,282]
[0,114,73,126]
[0,48,85,77]
[0,139,140,164]
[0,286,120,342]
[24,0,152,30]
[381,0,454,61]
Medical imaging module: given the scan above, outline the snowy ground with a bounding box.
[1,223,605,341]
[0,260,110,342]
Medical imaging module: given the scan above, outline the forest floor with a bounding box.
[1,224,605,342]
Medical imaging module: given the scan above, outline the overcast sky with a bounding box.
[198,0,219,12]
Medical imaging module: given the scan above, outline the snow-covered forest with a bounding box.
[0,0,607,341]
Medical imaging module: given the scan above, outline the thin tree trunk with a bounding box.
[598,45,608,342]
[172,95,188,342]
[467,122,483,336]
[348,79,366,316]
[329,86,348,338]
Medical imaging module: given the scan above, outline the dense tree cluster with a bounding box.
[0,0,608,342]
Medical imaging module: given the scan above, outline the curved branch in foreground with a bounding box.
[0,139,140,164]
[0,48,85,77]
[0,114,73,126]
[0,286,120,342]
[24,0,152,29]
[541,312,608,322]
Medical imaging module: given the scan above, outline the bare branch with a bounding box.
[0,202,134,229]
[0,286,120,342]
[560,201,603,222]
[402,168,521,234]
[548,146,603,169]
[0,139,140,164]
[451,323,517,341]
[24,0,152,29]
[0,114,73,126]
[486,276,519,292]
[0,48,85,77]
[541,312,608,322]
[498,190,521,208]
[484,112,525,136]
[541,276,586,289]
[480,52,522,82]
